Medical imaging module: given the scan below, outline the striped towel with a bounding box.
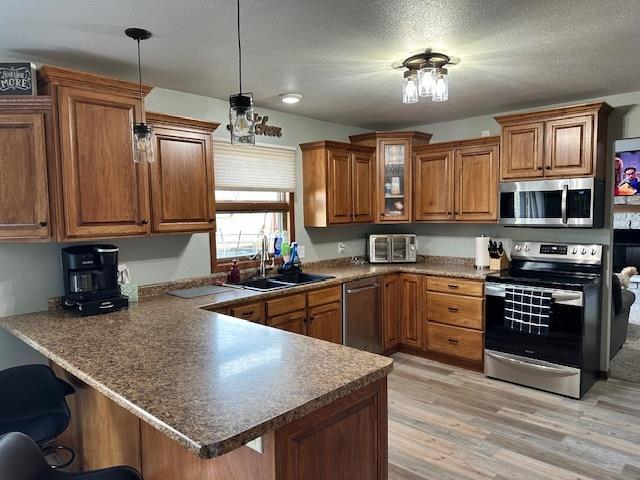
[504,286,552,335]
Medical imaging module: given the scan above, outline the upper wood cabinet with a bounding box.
[38,65,153,240]
[413,136,500,223]
[301,141,375,227]
[496,102,611,181]
[349,131,432,223]
[146,113,218,234]
[0,98,52,242]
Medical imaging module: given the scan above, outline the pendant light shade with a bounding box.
[125,27,154,163]
[432,68,449,102]
[418,67,435,97]
[229,0,255,145]
[402,70,419,104]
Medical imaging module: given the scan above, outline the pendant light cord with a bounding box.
[237,0,242,94]
[137,39,144,112]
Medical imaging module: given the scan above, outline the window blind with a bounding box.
[214,141,296,192]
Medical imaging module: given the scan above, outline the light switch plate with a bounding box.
[481,130,491,137]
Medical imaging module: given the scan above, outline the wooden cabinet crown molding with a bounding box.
[494,101,612,125]
[412,135,500,155]
[38,65,153,99]
[299,139,375,154]
[348,130,433,146]
[146,112,219,132]
[0,96,52,111]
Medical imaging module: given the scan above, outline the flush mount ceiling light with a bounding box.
[229,0,255,145]
[125,27,154,163]
[280,93,302,104]
[400,51,451,104]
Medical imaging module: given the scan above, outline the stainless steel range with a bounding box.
[484,241,603,399]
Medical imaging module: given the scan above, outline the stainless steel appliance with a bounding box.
[61,245,129,316]
[368,234,417,263]
[343,277,382,353]
[499,178,604,227]
[484,241,602,398]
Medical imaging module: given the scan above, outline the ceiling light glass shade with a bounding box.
[402,71,419,104]
[418,67,435,97]
[432,68,449,102]
[132,123,154,163]
[229,93,255,145]
[281,93,302,104]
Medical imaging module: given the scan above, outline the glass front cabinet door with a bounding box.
[349,131,432,223]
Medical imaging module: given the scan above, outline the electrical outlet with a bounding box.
[338,242,347,254]
[481,130,491,137]
[298,245,305,259]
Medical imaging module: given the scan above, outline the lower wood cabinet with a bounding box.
[230,301,264,324]
[268,309,306,334]
[0,98,52,241]
[307,302,342,344]
[427,323,483,362]
[382,274,400,350]
[399,274,424,349]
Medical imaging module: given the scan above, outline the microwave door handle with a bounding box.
[561,184,568,224]
[387,237,392,262]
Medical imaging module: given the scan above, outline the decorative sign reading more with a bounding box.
[0,63,36,96]
[226,113,283,138]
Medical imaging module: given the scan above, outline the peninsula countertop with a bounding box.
[0,257,490,459]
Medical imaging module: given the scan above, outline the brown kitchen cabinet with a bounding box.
[413,136,500,223]
[230,301,265,324]
[382,274,400,350]
[0,98,52,241]
[38,65,153,240]
[300,141,375,227]
[496,102,611,181]
[399,274,424,349]
[307,286,342,344]
[349,131,432,223]
[146,113,218,234]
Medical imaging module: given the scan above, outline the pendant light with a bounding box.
[400,51,452,104]
[125,27,154,163]
[229,0,255,145]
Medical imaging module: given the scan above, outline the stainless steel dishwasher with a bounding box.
[343,276,382,353]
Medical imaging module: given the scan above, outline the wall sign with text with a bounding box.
[226,113,283,138]
[0,63,36,96]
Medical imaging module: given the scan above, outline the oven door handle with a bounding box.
[485,351,576,376]
[561,184,568,224]
[485,283,583,306]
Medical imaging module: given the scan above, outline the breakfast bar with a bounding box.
[0,301,392,479]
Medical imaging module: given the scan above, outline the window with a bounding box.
[210,142,296,272]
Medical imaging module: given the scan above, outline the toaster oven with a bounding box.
[368,234,417,263]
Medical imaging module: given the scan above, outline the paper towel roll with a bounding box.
[475,236,491,269]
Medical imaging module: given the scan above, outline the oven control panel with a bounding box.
[512,241,602,264]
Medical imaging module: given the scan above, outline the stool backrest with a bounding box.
[0,432,52,480]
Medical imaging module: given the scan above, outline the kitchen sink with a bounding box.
[272,272,335,285]
[236,273,335,291]
[237,278,291,291]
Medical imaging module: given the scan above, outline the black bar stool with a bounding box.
[0,365,75,467]
[0,432,143,479]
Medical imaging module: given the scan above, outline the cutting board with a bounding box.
[167,285,233,299]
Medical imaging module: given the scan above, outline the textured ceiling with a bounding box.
[1,0,639,129]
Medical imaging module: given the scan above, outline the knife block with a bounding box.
[489,255,509,271]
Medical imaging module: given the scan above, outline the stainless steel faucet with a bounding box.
[258,234,274,278]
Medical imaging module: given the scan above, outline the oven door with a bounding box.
[485,282,584,367]
[369,236,391,263]
[499,178,601,227]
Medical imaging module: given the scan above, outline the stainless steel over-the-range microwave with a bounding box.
[499,177,604,228]
[368,234,417,263]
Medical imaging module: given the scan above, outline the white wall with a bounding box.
[0,88,369,369]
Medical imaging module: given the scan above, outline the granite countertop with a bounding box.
[0,257,490,459]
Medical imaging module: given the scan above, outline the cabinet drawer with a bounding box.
[267,309,306,333]
[427,323,483,362]
[230,302,264,324]
[307,286,341,307]
[427,276,484,297]
[266,293,306,317]
[427,292,483,330]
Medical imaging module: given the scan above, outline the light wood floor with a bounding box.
[387,352,640,480]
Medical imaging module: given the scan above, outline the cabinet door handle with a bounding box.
[448,338,459,345]
[545,165,551,170]
[38,221,47,227]
[208,218,216,223]
[447,307,459,313]
[139,219,149,225]
[241,311,254,317]
[447,284,459,289]
[308,315,314,322]
[536,165,543,171]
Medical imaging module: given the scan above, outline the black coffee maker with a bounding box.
[61,245,129,316]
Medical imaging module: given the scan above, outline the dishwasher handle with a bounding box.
[345,283,380,294]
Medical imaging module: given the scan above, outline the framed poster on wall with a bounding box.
[0,63,36,96]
